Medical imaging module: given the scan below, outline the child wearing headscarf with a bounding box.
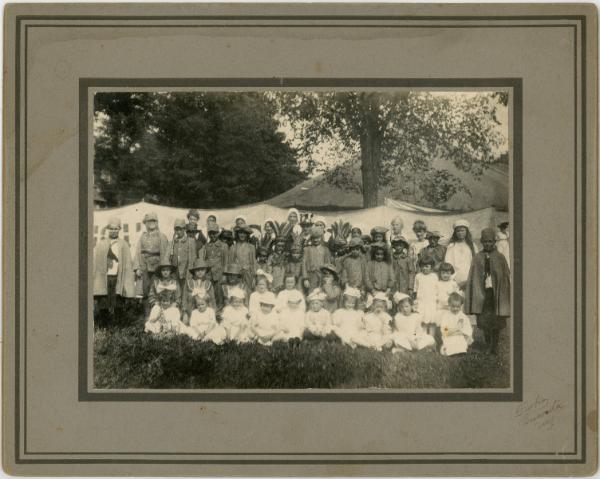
[464,227,511,355]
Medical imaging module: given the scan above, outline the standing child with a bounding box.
[250,292,280,346]
[187,295,226,344]
[391,237,415,295]
[409,220,429,269]
[185,258,216,319]
[249,272,274,315]
[219,229,234,248]
[273,289,306,344]
[331,287,364,348]
[444,219,478,289]
[148,261,181,310]
[169,218,196,293]
[390,292,435,352]
[144,290,186,335]
[276,274,306,312]
[420,231,446,271]
[256,246,269,269]
[413,256,439,336]
[356,292,393,351]
[267,238,287,292]
[285,243,305,292]
[221,264,248,307]
[340,237,367,293]
[439,292,473,356]
[200,224,229,310]
[221,287,253,343]
[302,229,332,292]
[464,228,511,355]
[304,289,333,338]
[365,242,395,295]
[228,225,257,293]
[320,264,342,314]
[436,262,460,312]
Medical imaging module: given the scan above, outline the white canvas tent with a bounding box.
[94,200,503,251]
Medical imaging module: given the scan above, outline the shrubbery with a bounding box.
[94,322,510,389]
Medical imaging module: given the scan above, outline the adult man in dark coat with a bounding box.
[464,227,511,354]
[93,217,136,327]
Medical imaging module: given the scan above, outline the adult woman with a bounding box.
[286,208,303,240]
[444,219,477,288]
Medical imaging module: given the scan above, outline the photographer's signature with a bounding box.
[514,395,565,431]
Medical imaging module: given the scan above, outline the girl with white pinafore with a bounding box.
[331,286,364,348]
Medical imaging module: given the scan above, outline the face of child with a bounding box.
[193,269,206,280]
[482,239,496,252]
[322,270,333,282]
[195,298,208,312]
[428,236,439,247]
[344,295,357,309]
[207,216,216,225]
[188,216,199,226]
[455,226,467,240]
[421,264,432,275]
[288,212,298,224]
[227,274,240,285]
[415,230,426,241]
[351,229,361,238]
[145,220,158,232]
[449,300,462,314]
[399,299,412,315]
[264,222,273,234]
[284,277,296,290]
[160,296,172,308]
[350,247,360,258]
[258,252,268,263]
[374,249,385,262]
[291,252,302,261]
[440,270,452,281]
[174,227,184,239]
[160,267,171,279]
[372,233,384,243]
[373,300,386,314]
[260,303,274,314]
[230,297,243,309]
[208,231,218,242]
[275,242,284,253]
[309,300,322,312]
[235,218,246,227]
[256,279,268,294]
[391,221,403,234]
[237,231,247,242]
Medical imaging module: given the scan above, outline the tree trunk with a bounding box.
[360,136,381,208]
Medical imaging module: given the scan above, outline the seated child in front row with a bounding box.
[438,292,473,356]
[250,292,280,346]
[331,286,364,348]
[248,271,273,315]
[220,287,253,343]
[187,294,226,344]
[355,292,393,351]
[276,274,306,312]
[390,292,435,353]
[304,289,333,338]
[273,289,306,343]
[145,290,186,335]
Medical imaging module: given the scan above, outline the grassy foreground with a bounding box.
[93,316,511,389]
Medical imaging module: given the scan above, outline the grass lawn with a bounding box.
[93,313,511,390]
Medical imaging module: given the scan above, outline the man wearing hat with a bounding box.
[93,216,136,327]
[133,211,170,315]
[186,209,207,250]
[464,227,511,355]
[198,224,229,309]
[169,218,197,293]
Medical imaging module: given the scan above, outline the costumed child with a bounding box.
[276,273,306,312]
[464,227,511,355]
[187,294,226,344]
[250,292,280,346]
[285,243,305,292]
[409,220,428,268]
[331,286,364,348]
[184,258,216,320]
[436,262,460,311]
[220,287,253,343]
[370,226,388,245]
[496,222,510,268]
[147,260,181,310]
[439,292,473,356]
[228,225,257,293]
[413,256,439,336]
[331,237,349,272]
[221,263,248,307]
[350,225,363,239]
[200,224,229,310]
[365,242,395,295]
[356,292,393,351]
[256,246,269,269]
[320,264,342,314]
[219,229,234,248]
[168,218,196,293]
[273,289,306,344]
[444,219,478,288]
[390,292,435,352]
[267,237,287,292]
[420,231,446,272]
[340,237,367,292]
[304,289,333,338]
[302,228,332,292]
[248,271,274,315]
[144,289,186,335]
[391,236,415,295]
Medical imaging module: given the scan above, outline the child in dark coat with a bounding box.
[391,237,415,295]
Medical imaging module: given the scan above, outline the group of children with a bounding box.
[140,212,511,356]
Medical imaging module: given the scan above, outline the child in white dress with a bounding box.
[304,289,333,338]
[187,295,226,344]
[356,291,393,351]
[221,287,254,343]
[391,292,435,352]
[250,292,280,346]
[438,292,473,356]
[276,274,306,312]
[436,262,460,311]
[413,256,439,336]
[332,286,364,348]
[248,271,273,315]
[144,290,187,335]
[273,289,306,343]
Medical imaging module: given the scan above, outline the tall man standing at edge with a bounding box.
[133,212,170,316]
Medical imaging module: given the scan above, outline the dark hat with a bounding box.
[143,212,158,223]
[320,264,339,278]
[361,234,373,243]
[234,225,253,235]
[334,237,348,247]
[185,223,198,233]
[481,227,497,242]
[498,222,509,229]
[187,209,200,219]
[207,224,220,233]
[219,229,233,239]
[391,236,410,248]
[189,258,211,273]
[158,260,177,273]
[426,230,442,239]
[224,263,242,276]
[370,241,388,251]
[173,218,186,229]
[370,226,388,236]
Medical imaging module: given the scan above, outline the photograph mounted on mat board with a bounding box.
[92,89,513,390]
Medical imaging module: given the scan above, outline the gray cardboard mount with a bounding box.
[2,3,598,476]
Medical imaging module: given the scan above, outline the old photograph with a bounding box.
[92,90,511,389]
